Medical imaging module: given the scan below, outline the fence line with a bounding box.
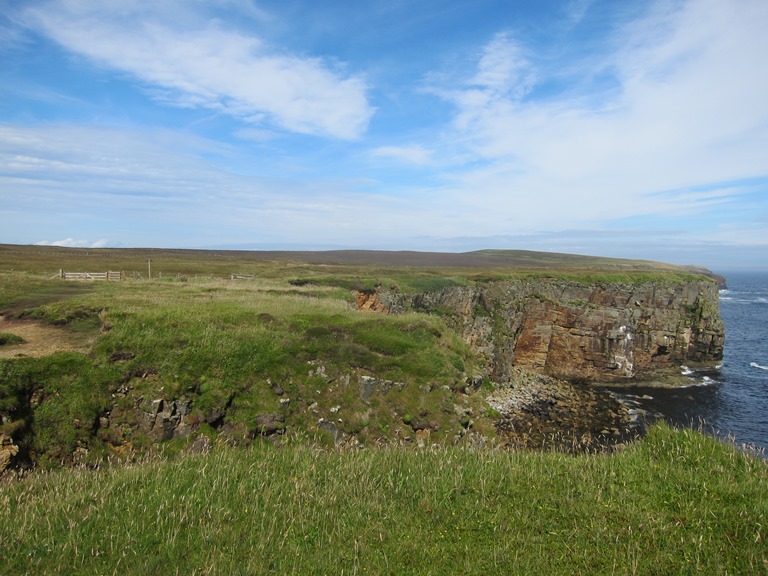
[60,270,123,281]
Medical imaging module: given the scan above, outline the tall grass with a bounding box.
[1,424,766,575]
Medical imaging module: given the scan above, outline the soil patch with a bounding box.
[0,316,92,358]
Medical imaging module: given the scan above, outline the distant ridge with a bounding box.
[211,248,714,274]
[0,244,722,283]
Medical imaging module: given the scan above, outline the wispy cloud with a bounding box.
[0,122,440,248]
[562,0,594,27]
[428,32,535,130]
[371,145,434,166]
[20,0,373,139]
[35,238,110,248]
[422,0,768,237]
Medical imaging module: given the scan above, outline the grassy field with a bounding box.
[0,243,717,287]
[0,272,487,465]
[1,245,762,573]
[1,424,766,575]
[0,245,725,467]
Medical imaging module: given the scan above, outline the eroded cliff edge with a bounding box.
[365,276,724,385]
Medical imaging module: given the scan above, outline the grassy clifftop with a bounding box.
[0,245,725,469]
[2,424,766,575]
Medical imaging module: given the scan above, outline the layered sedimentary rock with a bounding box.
[367,276,724,383]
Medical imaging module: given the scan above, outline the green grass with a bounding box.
[0,353,121,467]
[0,244,715,292]
[0,243,724,469]
[0,246,757,573]
[0,332,25,346]
[0,272,482,464]
[1,424,765,575]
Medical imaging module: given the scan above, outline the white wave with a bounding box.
[681,365,694,376]
[679,377,719,388]
[750,362,768,371]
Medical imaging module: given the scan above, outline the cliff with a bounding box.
[0,250,729,470]
[365,276,724,384]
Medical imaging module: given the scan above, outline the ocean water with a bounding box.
[609,272,768,452]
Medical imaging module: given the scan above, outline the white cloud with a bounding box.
[0,123,444,248]
[563,0,594,26]
[470,32,534,101]
[35,238,109,248]
[371,145,434,166]
[21,1,373,139]
[430,32,535,132]
[429,0,768,236]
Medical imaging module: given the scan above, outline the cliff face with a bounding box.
[371,277,724,383]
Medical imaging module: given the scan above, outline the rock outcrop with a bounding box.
[141,397,192,441]
[371,276,724,384]
[0,433,19,474]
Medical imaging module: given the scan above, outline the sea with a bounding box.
[608,272,768,454]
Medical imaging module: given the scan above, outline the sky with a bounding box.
[1,0,767,272]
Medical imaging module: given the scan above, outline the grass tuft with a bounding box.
[0,332,25,346]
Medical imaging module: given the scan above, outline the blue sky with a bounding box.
[1,0,767,271]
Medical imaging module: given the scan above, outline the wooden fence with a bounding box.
[59,270,123,281]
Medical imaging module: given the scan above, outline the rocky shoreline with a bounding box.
[486,367,643,452]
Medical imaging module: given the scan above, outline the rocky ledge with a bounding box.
[486,368,639,452]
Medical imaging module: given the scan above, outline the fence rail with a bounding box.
[60,270,123,281]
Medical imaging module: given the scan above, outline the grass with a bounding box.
[0,271,483,465]
[0,332,25,346]
[0,246,759,573]
[1,423,766,575]
[0,243,716,289]
[0,245,725,468]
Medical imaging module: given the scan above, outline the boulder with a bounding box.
[252,413,285,436]
[0,433,19,473]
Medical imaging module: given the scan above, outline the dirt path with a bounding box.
[0,315,91,358]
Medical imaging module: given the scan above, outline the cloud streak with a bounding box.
[425,0,768,235]
[0,122,442,248]
[371,145,434,166]
[21,0,373,139]
[35,238,109,248]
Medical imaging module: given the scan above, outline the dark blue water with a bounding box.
[609,272,768,452]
